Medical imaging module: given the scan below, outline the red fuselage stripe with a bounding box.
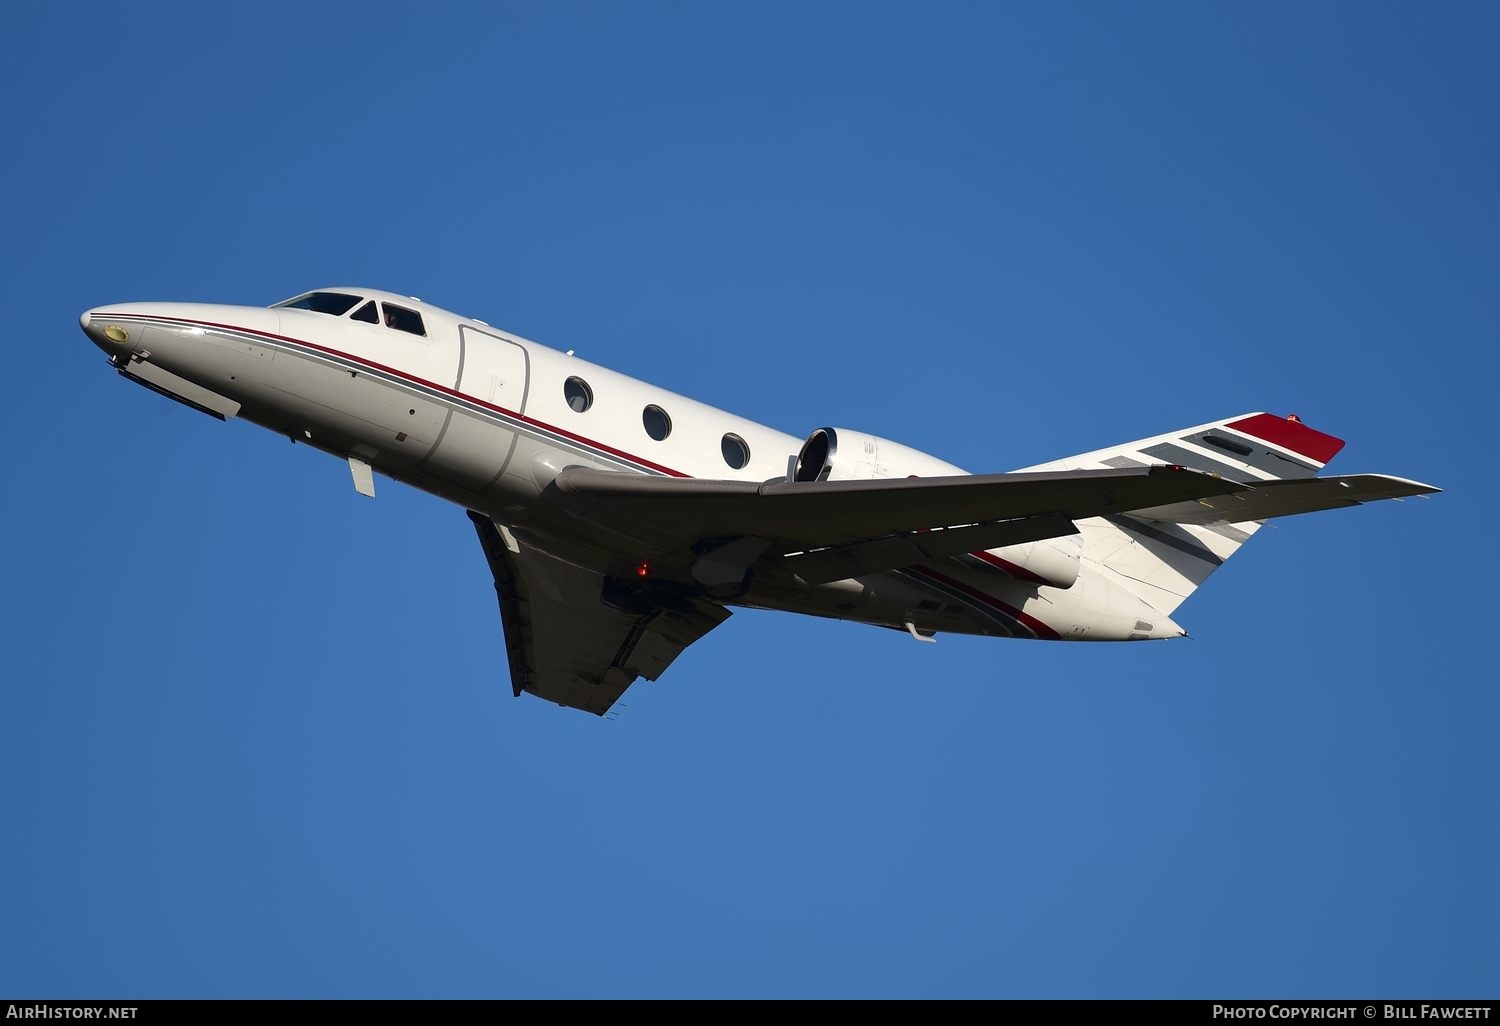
[914,567,1062,640]
[105,314,690,478]
[970,549,1049,585]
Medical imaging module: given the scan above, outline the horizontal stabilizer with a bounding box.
[1129,474,1440,526]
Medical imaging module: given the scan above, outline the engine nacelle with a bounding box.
[792,427,1083,589]
[792,427,968,482]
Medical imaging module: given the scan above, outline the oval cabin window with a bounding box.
[643,405,672,441]
[564,376,593,413]
[721,433,750,469]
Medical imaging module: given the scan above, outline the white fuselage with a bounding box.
[79,289,1180,643]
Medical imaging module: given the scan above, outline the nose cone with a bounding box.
[80,305,136,354]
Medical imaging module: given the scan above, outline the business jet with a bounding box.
[79,289,1438,715]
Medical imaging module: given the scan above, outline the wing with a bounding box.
[1127,474,1440,526]
[533,464,1246,556]
[472,465,1242,714]
[540,465,1242,549]
[469,511,730,716]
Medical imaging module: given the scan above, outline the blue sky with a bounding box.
[3,1,1496,999]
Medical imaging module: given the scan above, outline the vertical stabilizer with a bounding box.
[1014,413,1344,615]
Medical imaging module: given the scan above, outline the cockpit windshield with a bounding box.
[274,292,362,316]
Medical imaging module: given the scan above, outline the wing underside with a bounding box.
[539,465,1246,551]
[469,511,730,715]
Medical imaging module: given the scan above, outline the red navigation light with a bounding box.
[635,562,650,578]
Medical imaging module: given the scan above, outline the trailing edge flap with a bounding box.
[468,511,730,716]
[786,514,1079,586]
[535,465,1245,562]
[1128,474,1441,526]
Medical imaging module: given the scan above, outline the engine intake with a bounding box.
[792,427,967,482]
[793,428,835,482]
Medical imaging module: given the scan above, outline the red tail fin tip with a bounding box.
[1225,413,1344,465]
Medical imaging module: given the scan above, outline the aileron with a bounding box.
[1130,474,1441,526]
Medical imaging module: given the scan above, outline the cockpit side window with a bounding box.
[381,303,426,337]
[351,300,379,324]
[275,291,361,316]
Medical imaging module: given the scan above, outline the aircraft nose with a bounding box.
[80,306,134,353]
